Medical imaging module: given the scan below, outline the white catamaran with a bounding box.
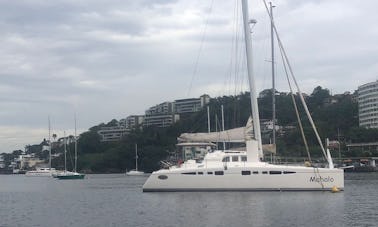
[143,0,344,192]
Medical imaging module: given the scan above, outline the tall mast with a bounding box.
[64,131,67,172]
[48,116,51,170]
[241,0,263,158]
[270,2,276,145]
[74,114,77,173]
[221,105,225,150]
[135,144,138,171]
[207,106,211,133]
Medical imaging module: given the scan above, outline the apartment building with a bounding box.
[97,125,129,142]
[121,115,145,130]
[145,102,173,115]
[143,114,180,128]
[358,81,378,128]
[173,94,210,114]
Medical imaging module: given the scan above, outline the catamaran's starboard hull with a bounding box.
[143,166,344,192]
[56,174,85,180]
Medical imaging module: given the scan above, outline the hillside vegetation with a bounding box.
[5,86,378,173]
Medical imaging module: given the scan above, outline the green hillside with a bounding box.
[5,86,378,173]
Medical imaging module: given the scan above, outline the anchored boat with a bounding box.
[143,0,344,192]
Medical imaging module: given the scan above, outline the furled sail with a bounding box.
[178,127,246,143]
[178,117,254,143]
[177,117,275,153]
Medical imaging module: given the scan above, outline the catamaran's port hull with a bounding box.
[56,174,85,180]
[142,167,344,192]
[143,188,343,192]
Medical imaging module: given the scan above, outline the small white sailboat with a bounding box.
[126,144,145,176]
[143,0,344,192]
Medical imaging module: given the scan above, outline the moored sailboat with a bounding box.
[57,116,85,180]
[126,144,146,176]
[143,0,344,192]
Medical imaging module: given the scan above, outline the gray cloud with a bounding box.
[0,0,377,152]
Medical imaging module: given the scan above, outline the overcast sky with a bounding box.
[0,0,377,153]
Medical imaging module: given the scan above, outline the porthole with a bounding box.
[158,175,168,180]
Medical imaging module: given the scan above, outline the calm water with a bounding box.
[0,172,377,227]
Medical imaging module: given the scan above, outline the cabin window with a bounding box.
[262,171,268,174]
[232,156,239,162]
[241,156,247,162]
[181,172,196,175]
[222,156,230,162]
[269,171,282,175]
[207,172,213,175]
[198,172,203,175]
[158,175,168,180]
[241,171,251,175]
[214,171,224,175]
[283,171,296,174]
[253,171,258,174]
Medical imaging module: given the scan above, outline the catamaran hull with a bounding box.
[143,167,344,192]
[56,174,85,180]
[56,171,85,180]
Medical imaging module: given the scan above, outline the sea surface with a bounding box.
[0,172,377,227]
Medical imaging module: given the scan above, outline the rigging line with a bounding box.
[278,39,312,163]
[224,0,237,96]
[263,0,328,160]
[233,0,241,97]
[232,0,242,127]
[236,27,246,96]
[239,51,247,93]
[187,0,215,97]
[186,109,209,133]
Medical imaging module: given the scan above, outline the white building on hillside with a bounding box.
[98,126,129,142]
[173,94,210,114]
[143,114,180,128]
[123,115,144,130]
[145,102,173,115]
[358,81,378,128]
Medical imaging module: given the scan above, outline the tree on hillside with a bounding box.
[308,86,331,109]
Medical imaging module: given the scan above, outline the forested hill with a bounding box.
[7,86,378,173]
[67,85,377,173]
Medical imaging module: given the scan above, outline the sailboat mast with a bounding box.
[270,2,276,145]
[48,116,51,170]
[221,105,225,150]
[135,143,138,171]
[74,114,77,173]
[241,0,263,158]
[207,106,210,133]
[64,131,67,172]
